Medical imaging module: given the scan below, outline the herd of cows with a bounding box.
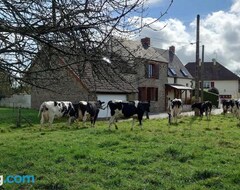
[38,100,150,130]
[38,98,240,129]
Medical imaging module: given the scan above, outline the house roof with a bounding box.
[185,61,240,81]
[166,84,193,90]
[66,58,138,94]
[112,39,168,63]
[153,48,193,79]
[28,48,138,94]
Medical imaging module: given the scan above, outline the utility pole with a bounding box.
[195,14,200,103]
[194,14,200,116]
[201,45,204,102]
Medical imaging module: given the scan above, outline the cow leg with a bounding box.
[90,115,95,127]
[109,116,113,129]
[131,118,135,130]
[146,111,149,119]
[40,114,45,127]
[82,112,87,127]
[91,116,94,127]
[109,115,118,130]
[138,114,143,129]
[92,110,99,128]
[68,116,76,126]
[139,120,143,130]
[48,114,54,127]
[223,106,227,115]
[40,111,49,127]
[206,109,210,120]
[168,113,171,124]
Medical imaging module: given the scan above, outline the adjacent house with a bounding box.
[185,61,240,100]
[153,45,193,109]
[112,37,168,112]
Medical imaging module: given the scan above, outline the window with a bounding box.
[138,87,158,101]
[169,68,177,75]
[148,64,153,78]
[146,63,159,79]
[203,81,210,88]
[180,69,188,77]
[203,81,214,88]
[211,82,215,88]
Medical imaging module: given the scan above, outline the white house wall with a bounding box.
[188,79,239,99]
[214,80,239,98]
[97,94,127,118]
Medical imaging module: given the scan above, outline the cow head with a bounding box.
[96,100,105,110]
[53,101,65,113]
[191,103,197,110]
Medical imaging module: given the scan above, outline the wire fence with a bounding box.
[0,106,37,128]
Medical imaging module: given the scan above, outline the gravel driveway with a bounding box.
[149,108,223,119]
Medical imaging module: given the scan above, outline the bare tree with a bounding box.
[0,0,173,91]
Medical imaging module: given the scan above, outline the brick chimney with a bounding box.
[169,45,175,62]
[141,37,150,49]
[169,45,175,54]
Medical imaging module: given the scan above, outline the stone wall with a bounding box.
[31,68,92,109]
[134,61,168,113]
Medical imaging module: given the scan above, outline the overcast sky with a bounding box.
[133,0,240,73]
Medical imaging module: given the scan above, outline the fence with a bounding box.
[0,94,31,108]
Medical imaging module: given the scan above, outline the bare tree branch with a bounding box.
[0,0,173,94]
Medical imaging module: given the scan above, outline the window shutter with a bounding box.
[138,87,147,101]
[145,64,148,78]
[153,64,159,79]
[211,82,214,87]
[155,88,158,101]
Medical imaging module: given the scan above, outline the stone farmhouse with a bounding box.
[28,48,138,117]
[28,38,169,115]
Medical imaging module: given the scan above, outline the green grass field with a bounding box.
[0,107,240,190]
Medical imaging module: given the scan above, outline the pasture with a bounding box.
[0,107,240,190]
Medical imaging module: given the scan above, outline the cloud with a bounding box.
[134,0,240,73]
[145,0,164,5]
[230,0,240,13]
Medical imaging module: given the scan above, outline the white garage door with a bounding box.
[97,94,127,118]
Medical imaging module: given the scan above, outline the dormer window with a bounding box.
[180,69,188,77]
[169,68,177,75]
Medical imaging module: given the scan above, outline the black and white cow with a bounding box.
[107,100,150,130]
[232,100,240,118]
[191,101,212,119]
[168,98,182,124]
[78,100,105,127]
[222,99,235,115]
[222,99,240,118]
[38,101,77,126]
